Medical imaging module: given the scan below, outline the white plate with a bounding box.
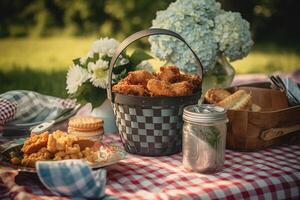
[0,143,127,173]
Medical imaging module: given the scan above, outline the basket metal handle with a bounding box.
[107,28,204,102]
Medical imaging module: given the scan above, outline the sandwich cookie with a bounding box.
[68,116,104,141]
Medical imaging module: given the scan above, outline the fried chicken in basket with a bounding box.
[122,70,154,87]
[112,84,146,96]
[178,73,202,93]
[112,66,201,97]
[154,66,180,83]
[147,79,175,96]
[170,81,194,96]
[147,79,194,97]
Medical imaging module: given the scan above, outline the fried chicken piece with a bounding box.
[122,70,155,87]
[21,147,52,167]
[21,132,49,154]
[155,66,180,83]
[112,83,146,96]
[53,143,81,160]
[204,88,231,104]
[112,70,153,96]
[113,67,201,96]
[178,73,202,92]
[20,130,101,167]
[147,79,175,96]
[217,90,252,111]
[47,130,78,153]
[171,81,193,96]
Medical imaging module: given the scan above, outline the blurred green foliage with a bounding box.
[0,0,173,39]
[0,0,300,44]
[1,0,300,98]
[219,0,300,44]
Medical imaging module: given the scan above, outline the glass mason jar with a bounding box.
[182,104,228,173]
[202,54,235,93]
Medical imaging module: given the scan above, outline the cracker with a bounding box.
[68,127,104,137]
[68,116,103,131]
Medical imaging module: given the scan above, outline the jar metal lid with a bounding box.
[183,104,228,124]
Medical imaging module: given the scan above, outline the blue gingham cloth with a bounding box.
[0,90,76,129]
[36,160,116,199]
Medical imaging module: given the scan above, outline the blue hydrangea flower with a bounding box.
[149,0,253,73]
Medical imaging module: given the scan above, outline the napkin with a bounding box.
[0,90,76,133]
[281,77,300,104]
[269,76,300,106]
[36,160,116,199]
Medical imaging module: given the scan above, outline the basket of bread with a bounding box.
[107,28,203,156]
[204,82,300,151]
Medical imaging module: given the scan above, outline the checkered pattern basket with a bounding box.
[107,29,203,156]
[114,104,186,155]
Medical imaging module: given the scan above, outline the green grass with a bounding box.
[232,50,300,74]
[0,37,300,97]
[1,37,300,73]
[0,68,67,97]
[0,37,94,71]
[0,37,94,98]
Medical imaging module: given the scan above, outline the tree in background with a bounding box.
[219,0,300,44]
[0,0,299,45]
[0,0,172,38]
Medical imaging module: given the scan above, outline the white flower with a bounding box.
[149,0,252,72]
[80,51,94,65]
[88,59,109,88]
[66,65,90,94]
[136,60,154,72]
[90,38,120,57]
[79,57,87,65]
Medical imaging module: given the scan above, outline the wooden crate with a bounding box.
[225,82,300,151]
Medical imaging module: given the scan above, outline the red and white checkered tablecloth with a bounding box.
[1,134,300,200]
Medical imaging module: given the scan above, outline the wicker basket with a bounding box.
[107,28,203,156]
[226,82,300,151]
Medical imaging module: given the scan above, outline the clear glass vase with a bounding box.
[202,55,235,93]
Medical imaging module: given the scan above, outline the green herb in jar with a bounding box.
[190,126,220,150]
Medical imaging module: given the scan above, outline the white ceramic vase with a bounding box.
[91,98,118,133]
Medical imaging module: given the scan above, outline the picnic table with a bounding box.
[0,133,299,200]
[1,75,300,199]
